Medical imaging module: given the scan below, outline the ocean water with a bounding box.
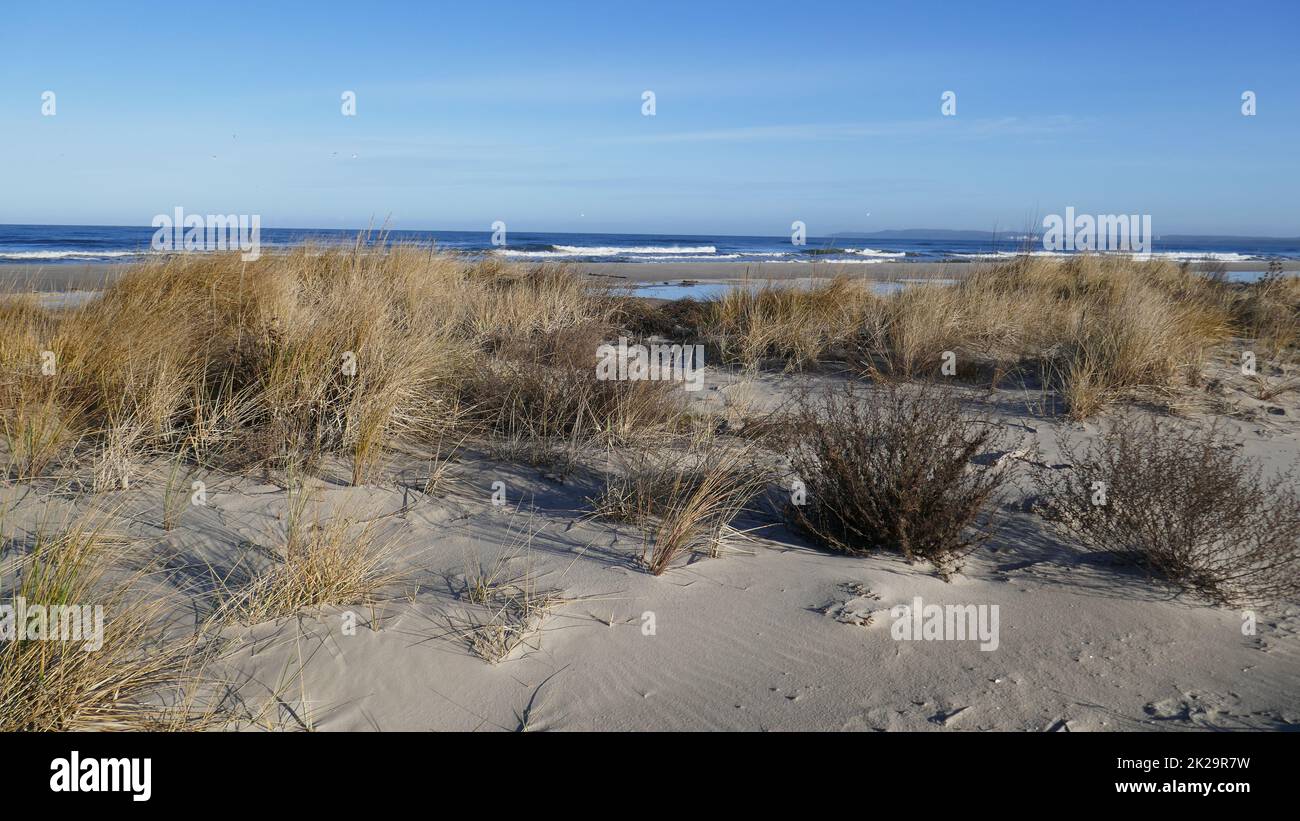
[2,224,1297,266]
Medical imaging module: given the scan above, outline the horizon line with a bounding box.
[1,221,1298,243]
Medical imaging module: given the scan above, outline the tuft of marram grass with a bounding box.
[707,277,872,370]
[453,579,565,665]
[689,256,1238,417]
[589,431,770,575]
[0,508,222,731]
[444,519,569,664]
[224,505,406,625]
[1227,271,1300,400]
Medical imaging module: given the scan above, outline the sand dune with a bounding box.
[3,250,1298,731]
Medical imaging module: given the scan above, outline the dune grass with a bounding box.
[696,255,1247,417]
[442,518,571,664]
[1227,272,1300,400]
[227,512,405,625]
[3,250,1276,476]
[0,245,689,482]
[0,507,220,731]
[708,277,874,370]
[590,430,771,575]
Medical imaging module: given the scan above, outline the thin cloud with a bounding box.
[609,115,1082,144]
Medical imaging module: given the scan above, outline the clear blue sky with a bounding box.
[2,0,1297,236]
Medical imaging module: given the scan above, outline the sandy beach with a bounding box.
[3,248,1298,734]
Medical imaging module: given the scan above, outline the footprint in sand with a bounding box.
[1143,698,1194,721]
[819,582,884,627]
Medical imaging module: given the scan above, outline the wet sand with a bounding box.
[0,263,129,292]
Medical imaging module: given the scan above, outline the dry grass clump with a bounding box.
[0,509,219,730]
[225,491,405,624]
[0,246,486,481]
[0,298,84,480]
[1229,270,1300,353]
[465,337,684,451]
[1244,354,1300,403]
[453,576,564,664]
[708,277,873,369]
[591,432,771,575]
[866,256,1230,414]
[1005,258,1229,417]
[1047,287,1227,417]
[858,282,1003,378]
[460,261,614,346]
[445,524,567,664]
[464,275,688,448]
[785,382,1015,577]
[1226,272,1300,400]
[0,245,689,484]
[613,295,712,340]
[1039,415,1300,607]
[690,256,1234,417]
[0,384,82,481]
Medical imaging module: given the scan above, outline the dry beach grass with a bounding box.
[703,254,1242,417]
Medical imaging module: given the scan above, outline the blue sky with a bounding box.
[1,0,1297,235]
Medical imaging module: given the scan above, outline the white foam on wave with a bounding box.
[551,244,717,256]
[494,250,756,262]
[844,248,907,258]
[494,245,719,259]
[1148,251,1258,262]
[0,250,144,260]
[951,250,1261,262]
[619,254,745,261]
[494,250,578,259]
[949,250,1069,260]
[767,257,890,264]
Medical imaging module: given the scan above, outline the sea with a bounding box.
[2,224,1298,267]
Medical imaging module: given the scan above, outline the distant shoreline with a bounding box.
[1,258,1297,293]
